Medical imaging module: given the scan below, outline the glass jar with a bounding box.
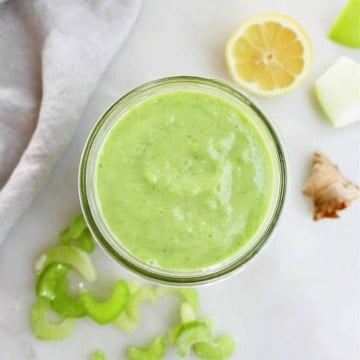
[79,76,287,286]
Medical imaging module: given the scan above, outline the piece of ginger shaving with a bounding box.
[303,152,360,220]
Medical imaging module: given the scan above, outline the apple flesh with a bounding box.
[314,57,360,128]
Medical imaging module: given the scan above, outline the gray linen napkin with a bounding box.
[0,0,142,243]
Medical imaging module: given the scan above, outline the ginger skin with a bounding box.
[303,152,360,220]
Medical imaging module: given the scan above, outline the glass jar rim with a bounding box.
[79,76,287,286]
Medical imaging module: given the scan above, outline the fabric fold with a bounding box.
[0,0,142,243]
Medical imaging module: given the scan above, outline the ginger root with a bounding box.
[303,152,360,220]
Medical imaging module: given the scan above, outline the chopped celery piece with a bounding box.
[169,302,215,345]
[169,324,182,345]
[127,281,141,294]
[112,283,139,333]
[91,350,106,360]
[180,302,197,323]
[81,280,129,324]
[170,317,216,345]
[30,298,75,341]
[113,312,138,333]
[177,288,200,312]
[155,286,200,312]
[35,261,85,318]
[128,335,167,360]
[77,229,95,253]
[36,263,70,301]
[59,228,72,244]
[202,317,217,332]
[69,214,87,238]
[126,286,158,319]
[170,302,209,344]
[113,286,157,332]
[175,320,213,357]
[194,334,236,360]
[35,245,96,282]
[52,276,86,318]
[59,215,94,253]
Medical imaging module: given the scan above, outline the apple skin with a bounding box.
[329,0,360,48]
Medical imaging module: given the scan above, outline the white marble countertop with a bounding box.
[1,0,359,359]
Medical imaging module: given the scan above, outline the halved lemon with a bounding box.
[225,13,313,97]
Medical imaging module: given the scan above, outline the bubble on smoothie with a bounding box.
[173,206,185,222]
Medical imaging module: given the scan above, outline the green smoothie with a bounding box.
[95,90,276,271]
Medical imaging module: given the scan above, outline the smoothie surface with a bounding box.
[96,90,276,271]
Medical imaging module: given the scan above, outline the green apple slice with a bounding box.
[314,56,360,128]
[329,0,360,48]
